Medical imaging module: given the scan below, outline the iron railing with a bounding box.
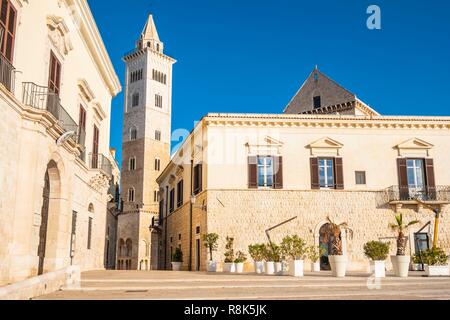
[89,153,112,178]
[22,82,78,134]
[0,52,15,93]
[385,185,450,202]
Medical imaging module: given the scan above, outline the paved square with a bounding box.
[34,270,450,300]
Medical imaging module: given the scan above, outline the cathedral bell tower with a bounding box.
[117,14,175,270]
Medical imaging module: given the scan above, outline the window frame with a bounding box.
[406,158,425,190]
[128,187,135,202]
[355,171,366,185]
[129,157,136,171]
[318,157,335,189]
[0,0,17,63]
[257,156,274,188]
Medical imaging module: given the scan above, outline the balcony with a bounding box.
[385,186,450,204]
[0,52,15,93]
[89,153,112,178]
[22,82,78,136]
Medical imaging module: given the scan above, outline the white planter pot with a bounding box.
[265,261,275,275]
[223,262,236,273]
[411,263,422,271]
[254,261,264,274]
[391,255,410,277]
[274,262,283,275]
[425,265,450,276]
[311,262,320,272]
[329,255,347,277]
[289,260,304,277]
[206,261,217,272]
[171,262,182,271]
[235,263,244,273]
[370,260,386,278]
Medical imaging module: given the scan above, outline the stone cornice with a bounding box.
[123,46,176,64]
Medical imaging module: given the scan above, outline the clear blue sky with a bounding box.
[88,0,450,165]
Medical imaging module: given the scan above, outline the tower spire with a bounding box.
[137,14,164,53]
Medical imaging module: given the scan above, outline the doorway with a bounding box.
[37,171,50,275]
[319,223,341,271]
[196,239,200,271]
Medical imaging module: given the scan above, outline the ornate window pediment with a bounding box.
[47,15,73,56]
[78,79,95,102]
[395,138,433,157]
[92,100,106,121]
[175,165,184,177]
[307,137,343,156]
[245,135,284,155]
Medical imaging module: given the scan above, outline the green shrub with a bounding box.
[281,235,307,260]
[234,251,247,263]
[307,245,326,263]
[421,247,449,266]
[363,241,390,261]
[224,236,235,263]
[248,244,266,261]
[172,247,183,262]
[263,243,281,262]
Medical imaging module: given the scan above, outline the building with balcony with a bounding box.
[0,0,121,285]
[157,68,450,272]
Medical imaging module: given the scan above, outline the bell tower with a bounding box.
[118,14,175,270]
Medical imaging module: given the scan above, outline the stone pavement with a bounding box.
[34,270,450,300]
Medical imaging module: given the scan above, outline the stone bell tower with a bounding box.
[117,14,175,270]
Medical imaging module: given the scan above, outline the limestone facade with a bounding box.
[0,0,121,285]
[158,113,450,271]
[117,15,175,270]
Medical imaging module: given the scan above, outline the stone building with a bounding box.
[157,69,450,272]
[0,0,121,285]
[117,15,175,270]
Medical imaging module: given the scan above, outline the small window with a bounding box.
[129,157,136,171]
[154,158,160,171]
[155,130,161,141]
[177,180,184,207]
[196,226,200,234]
[128,188,135,202]
[130,127,137,141]
[155,94,162,108]
[355,171,366,185]
[132,92,139,107]
[313,95,321,109]
[169,189,175,213]
[87,217,93,250]
[178,234,181,240]
[257,156,274,187]
[193,164,202,195]
[154,190,159,202]
[170,237,173,243]
[313,72,318,81]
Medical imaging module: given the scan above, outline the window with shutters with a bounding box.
[177,180,183,207]
[257,156,273,187]
[169,188,175,213]
[318,158,334,188]
[0,0,16,63]
[48,51,61,95]
[355,171,366,185]
[193,164,202,195]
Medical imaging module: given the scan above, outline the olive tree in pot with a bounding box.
[223,236,236,273]
[263,244,274,275]
[202,233,219,272]
[248,244,265,274]
[234,251,247,273]
[281,235,307,277]
[389,213,419,277]
[363,241,390,278]
[171,247,183,271]
[322,216,353,277]
[307,245,326,272]
[421,247,449,276]
[263,243,282,275]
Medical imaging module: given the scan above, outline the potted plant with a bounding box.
[411,252,423,271]
[389,213,419,277]
[363,240,390,278]
[202,233,219,272]
[263,244,275,275]
[421,247,449,276]
[248,244,265,274]
[307,245,326,272]
[281,235,307,277]
[234,251,247,273]
[321,216,353,277]
[171,247,183,271]
[223,236,236,272]
[271,244,283,275]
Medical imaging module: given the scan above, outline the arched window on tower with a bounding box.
[128,188,135,202]
[129,157,136,171]
[130,126,137,141]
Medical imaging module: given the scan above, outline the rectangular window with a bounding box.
[129,157,136,171]
[48,51,61,95]
[177,180,183,207]
[155,158,160,171]
[406,159,425,189]
[155,94,162,108]
[257,156,273,187]
[318,158,334,188]
[193,164,202,195]
[132,93,139,107]
[0,0,16,62]
[91,125,99,169]
[355,171,366,185]
[87,217,93,250]
[313,96,321,109]
[169,188,175,213]
[155,130,161,141]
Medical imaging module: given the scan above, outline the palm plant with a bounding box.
[389,213,419,256]
[321,216,353,255]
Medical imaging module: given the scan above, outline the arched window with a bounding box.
[155,130,161,141]
[130,126,137,141]
[119,238,125,257]
[128,188,135,202]
[131,92,139,107]
[129,157,136,171]
[156,43,160,52]
[125,239,132,257]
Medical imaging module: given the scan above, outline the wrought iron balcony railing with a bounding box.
[0,52,15,93]
[22,82,78,135]
[385,185,450,202]
[89,153,112,178]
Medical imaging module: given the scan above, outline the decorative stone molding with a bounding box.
[91,101,106,121]
[395,138,434,157]
[77,79,95,102]
[89,173,109,193]
[245,135,284,155]
[175,165,184,177]
[47,15,73,56]
[307,137,343,156]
